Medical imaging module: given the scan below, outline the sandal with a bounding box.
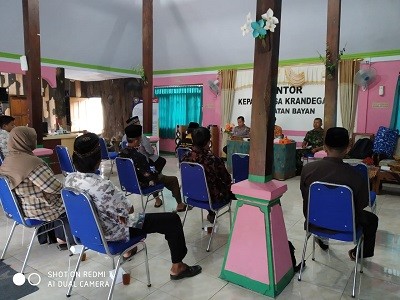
[174,205,193,213]
[170,265,202,280]
[123,246,138,262]
[57,243,68,251]
[348,249,356,261]
[154,200,163,208]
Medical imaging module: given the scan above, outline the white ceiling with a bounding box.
[0,0,399,81]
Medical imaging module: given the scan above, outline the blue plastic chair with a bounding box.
[180,162,232,252]
[61,187,150,300]
[55,145,75,176]
[0,176,70,273]
[231,153,249,183]
[177,147,191,163]
[115,157,165,212]
[298,181,364,298]
[349,162,377,214]
[99,137,118,179]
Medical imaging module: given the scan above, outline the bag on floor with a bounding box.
[289,241,303,272]
[373,126,399,158]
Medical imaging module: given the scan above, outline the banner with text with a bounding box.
[231,66,342,131]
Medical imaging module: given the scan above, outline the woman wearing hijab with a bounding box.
[0,126,73,247]
[64,132,202,280]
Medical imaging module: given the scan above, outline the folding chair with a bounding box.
[180,162,232,252]
[231,153,249,183]
[0,176,70,273]
[115,157,165,212]
[298,181,364,298]
[99,137,118,179]
[349,163,377,213]
[55,145,75,176]
[177,147,191,163]
[61,187,150,300]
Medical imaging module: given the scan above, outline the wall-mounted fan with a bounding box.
[208,80,220,96]
[355,67,376,91]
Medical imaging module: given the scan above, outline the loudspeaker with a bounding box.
[20,55,28,71]
[0,88,8,103]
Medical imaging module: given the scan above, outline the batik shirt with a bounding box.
[303,129,324,148]
[119,147,159,188]
[183,147,232,202]
[0,129,9,157]
[232,125,250,138]
[14,164,65,221]
[65,172,145,241]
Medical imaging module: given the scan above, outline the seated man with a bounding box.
[119,124,187,212]
[0,115,16,158]
[300,127,378,259]
[296,117,325,174]
[65,133,201,279]
[123,116,166,174]
[223,116,250,153]
[0,126,74,247]
[183,127,233,223]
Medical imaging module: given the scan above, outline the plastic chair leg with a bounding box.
[1,221,17,260]
[67,247,86,297]
[298,233,310,281]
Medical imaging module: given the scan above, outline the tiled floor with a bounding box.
[1,155,400,299]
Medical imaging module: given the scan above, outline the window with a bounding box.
[154,85,202,138]
[70,97,103,134]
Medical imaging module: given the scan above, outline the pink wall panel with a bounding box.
[0,61,57,87]
[356,60,400,133]
[153,74,221,152]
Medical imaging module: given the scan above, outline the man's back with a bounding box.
[300,157,369,222]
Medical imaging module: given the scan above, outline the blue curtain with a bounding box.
[154,86,202,138]
[390,75,400,131]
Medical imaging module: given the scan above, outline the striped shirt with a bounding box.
[14,164,65,221]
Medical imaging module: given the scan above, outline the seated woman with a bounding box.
[182,127,234,223]
[64,133,201,280]
[0,126,74,247]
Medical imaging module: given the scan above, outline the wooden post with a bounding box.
[142,0,153,134]
[323,0,341,130]
[55,68,67,128]
[22,0,43,144]
[248,0,282,183]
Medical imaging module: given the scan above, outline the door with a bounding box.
[9,96,29,126]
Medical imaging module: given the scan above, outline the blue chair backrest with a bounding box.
[55,145,75,174]
[308,181,355,234]
[350,163,369,182]
[180,162,210,202]
[232,153,249,183]
[61,188,108,254]
[177,147,191,163]
[115,157,141,194]
[99,137,110,160]
[0,176,26,225]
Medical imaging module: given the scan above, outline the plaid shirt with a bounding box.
[14,164,65,221]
